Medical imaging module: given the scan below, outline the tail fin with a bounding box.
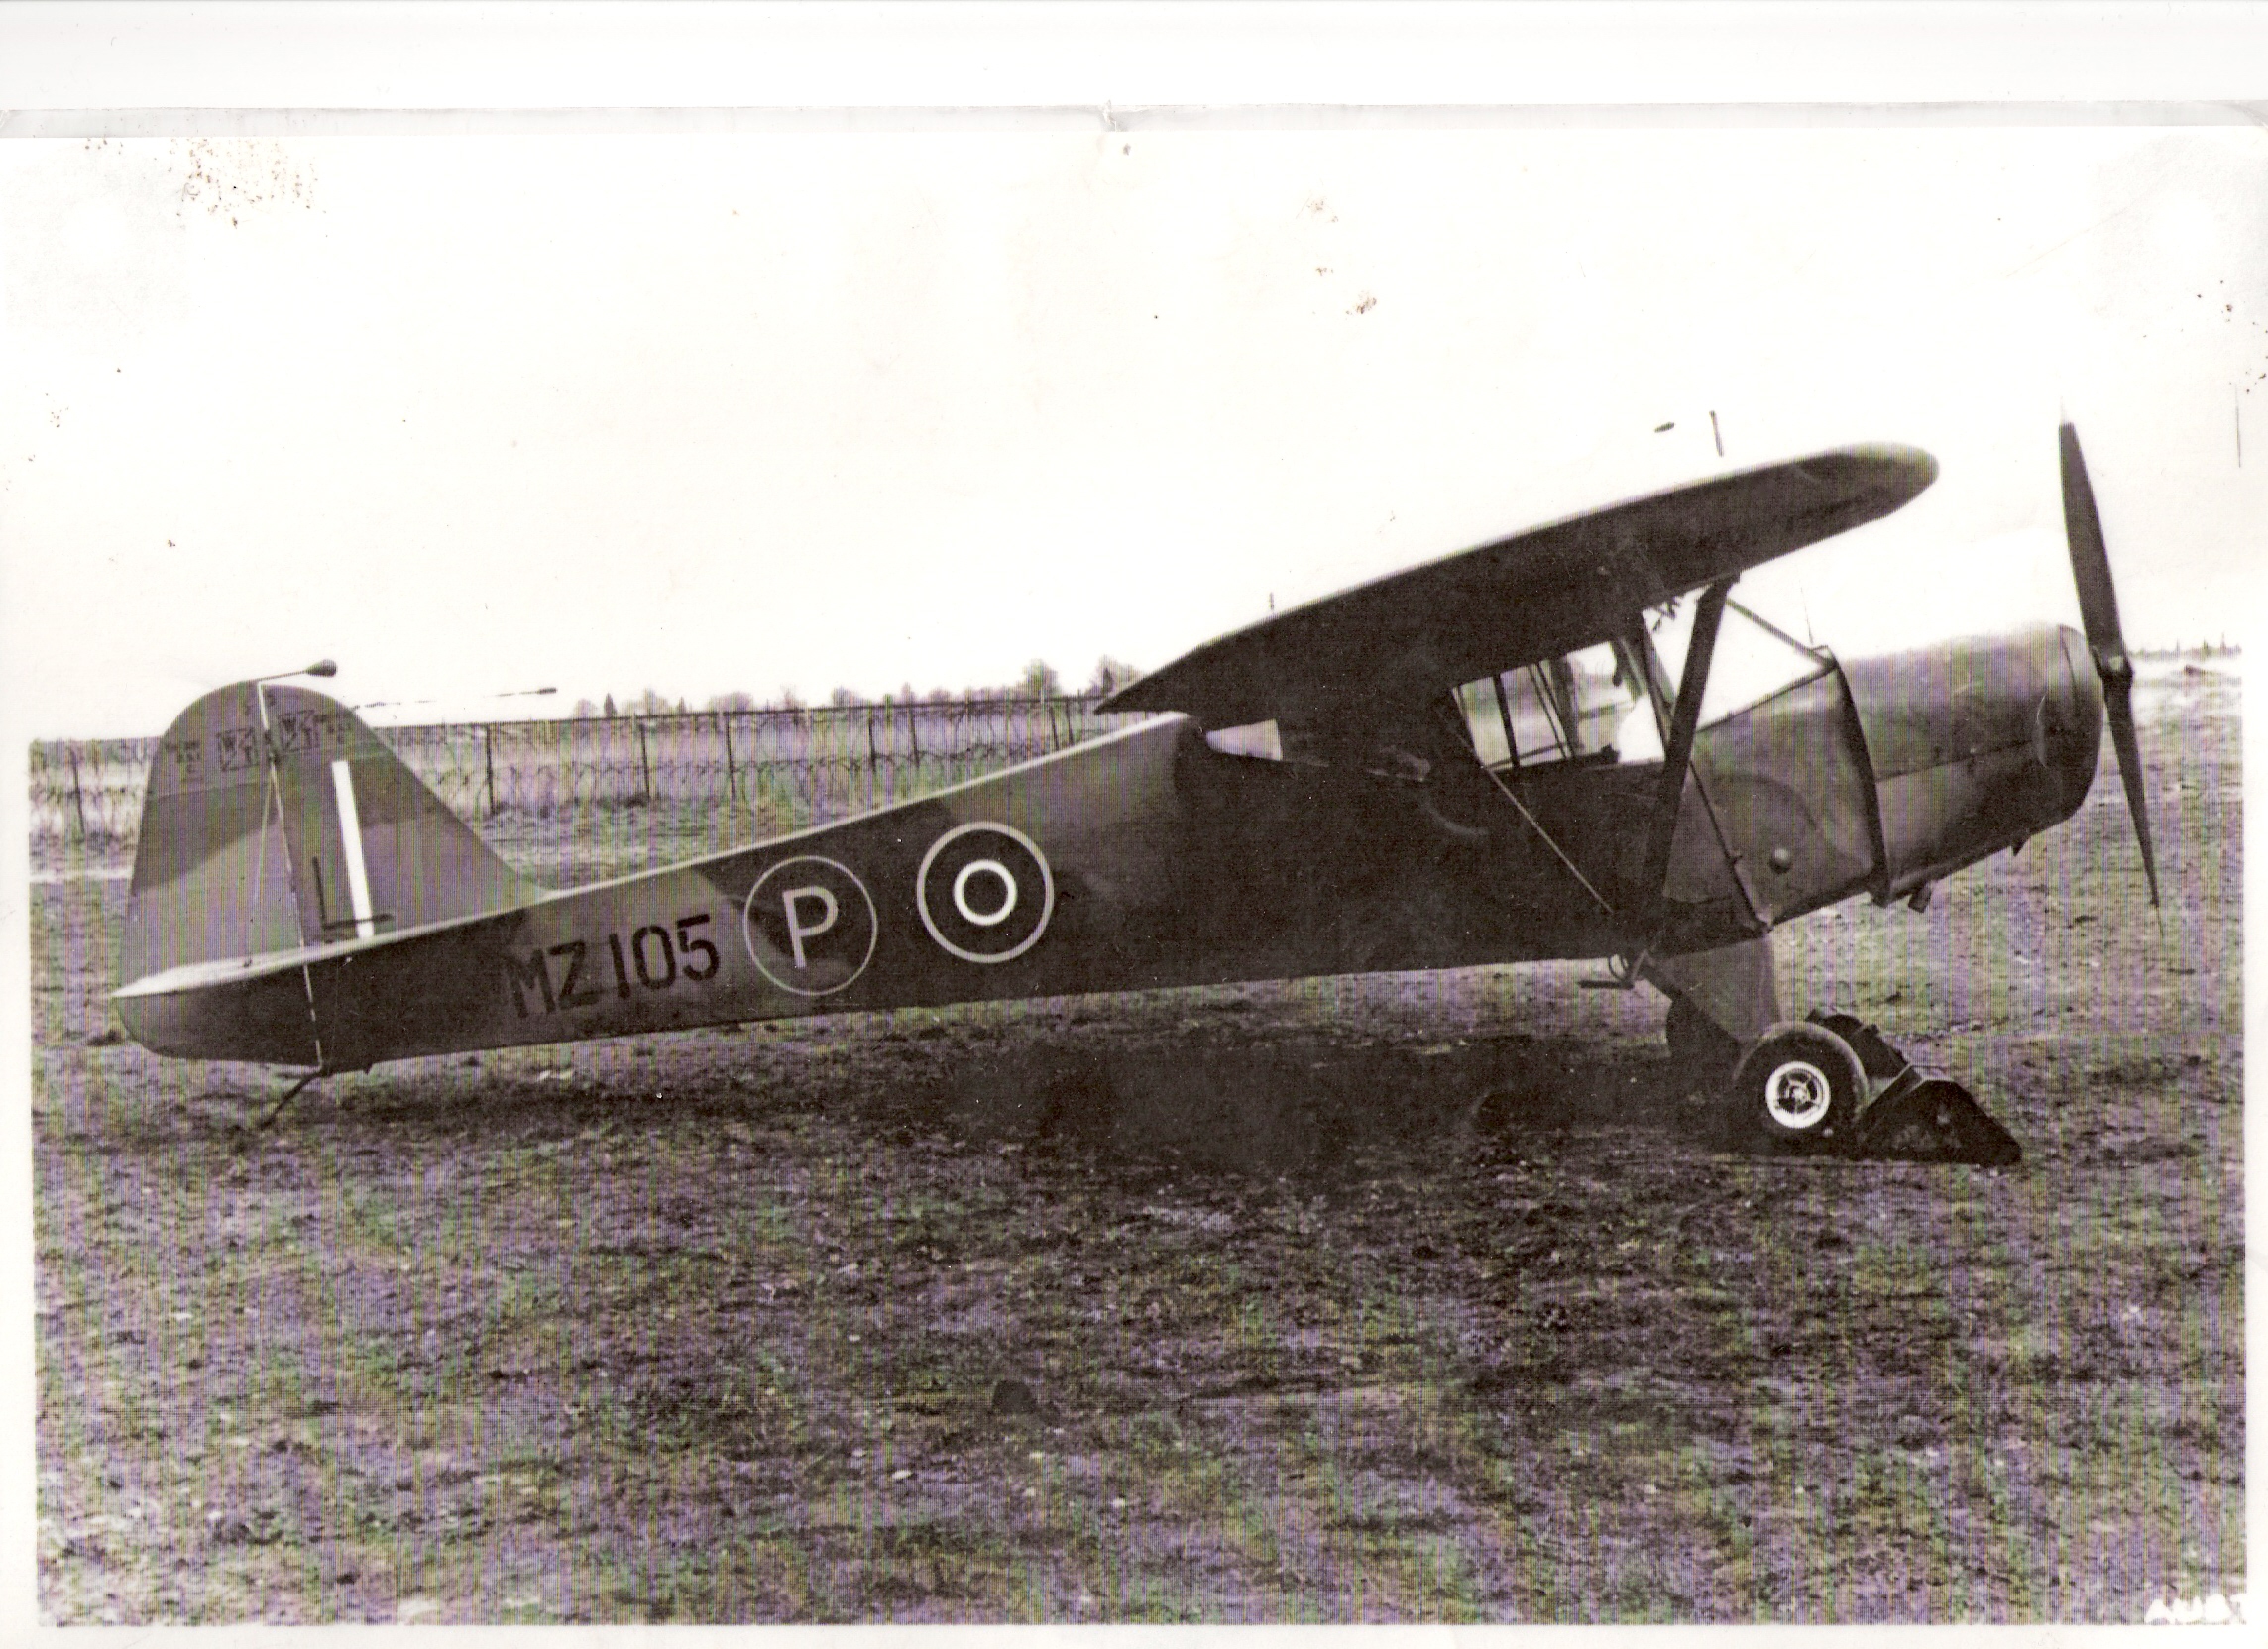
[118,682,544,988]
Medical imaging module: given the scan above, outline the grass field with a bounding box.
[30,662,2242,1623]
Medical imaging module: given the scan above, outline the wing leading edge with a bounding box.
[1101,445,1938,730]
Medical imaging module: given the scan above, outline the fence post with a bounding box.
[66,745,89,843]
[721,711,737,806]
[636,718,653,804]
[865,708,879,809]
[483,724,497,817]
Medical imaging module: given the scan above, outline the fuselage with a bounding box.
[114,623,2103,1070]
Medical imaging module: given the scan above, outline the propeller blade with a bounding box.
[2102,672,2161,908]
[2059,423,2159,909]
[2060,424,2127,675]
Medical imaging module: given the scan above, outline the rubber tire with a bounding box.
[1731,1020,1866,1151]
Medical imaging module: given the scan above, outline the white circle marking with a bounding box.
[952,859,1017,927]
[741,855,877,997]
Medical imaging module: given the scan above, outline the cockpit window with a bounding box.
[1450,597,1832,775]
[1208,596,1833,779]
[1204,719,1286,760]
[1455,639,1662,769]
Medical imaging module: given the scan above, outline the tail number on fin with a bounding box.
[504,913,722,1019]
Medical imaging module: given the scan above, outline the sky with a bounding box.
[4,90,2266,741]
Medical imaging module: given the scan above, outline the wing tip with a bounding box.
[1821,441,1940,497]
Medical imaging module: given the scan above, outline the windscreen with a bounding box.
[1646,597,1834,728]
[1451,597,1832,774]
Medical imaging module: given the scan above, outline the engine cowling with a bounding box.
[1837,622,2103,901]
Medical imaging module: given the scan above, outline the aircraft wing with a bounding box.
[1100,445,1937,728]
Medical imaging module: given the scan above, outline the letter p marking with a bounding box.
[780,885,840,970]
[743,856,875,997]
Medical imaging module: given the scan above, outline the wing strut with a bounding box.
[1638,578,1734,939]
[1476,762,1621,919]
[1469,576,1740,984]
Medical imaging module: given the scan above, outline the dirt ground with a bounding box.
[29,662,2242,1623]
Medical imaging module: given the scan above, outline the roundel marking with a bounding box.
[916,822,1054,964]
[953,859,1018,927]
[742,855,878,997]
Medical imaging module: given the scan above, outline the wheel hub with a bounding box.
[1763,1059,1834,1130]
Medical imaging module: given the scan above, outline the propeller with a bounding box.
[2058,423,2159,908]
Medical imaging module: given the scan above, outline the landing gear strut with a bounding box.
[1665,996,1742,1086]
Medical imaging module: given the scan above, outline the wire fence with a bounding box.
[30,696,1142,852]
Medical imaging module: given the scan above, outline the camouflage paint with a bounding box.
[112,623,2106,1074]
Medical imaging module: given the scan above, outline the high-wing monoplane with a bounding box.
[112,426,2157,1155]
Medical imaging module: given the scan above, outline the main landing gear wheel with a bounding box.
[1731,1020,1865,1152]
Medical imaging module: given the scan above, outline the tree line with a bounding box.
[569,656,1140,720]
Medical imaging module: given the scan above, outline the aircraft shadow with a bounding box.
[897,1031,1722,1179]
